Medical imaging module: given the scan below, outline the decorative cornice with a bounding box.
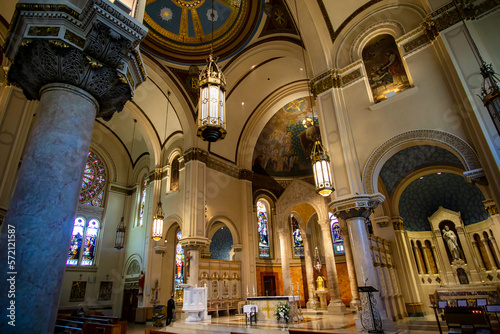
[373,215,390,228]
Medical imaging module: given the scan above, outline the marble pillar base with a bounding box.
[327,299,348,314]
[306,298,318,310]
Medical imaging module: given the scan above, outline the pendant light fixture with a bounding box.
[293,0,334,197]
[115,119,137,249]
[197,0,227,142]
[452,1,500,135]
[152,91,171,241]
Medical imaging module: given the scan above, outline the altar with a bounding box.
[246,296,295,321]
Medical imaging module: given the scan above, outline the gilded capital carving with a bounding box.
[391,216,404,230]
[483,199,499,215]
[4,0,147,120]
[179,236,211,250]
[330,193,385,220]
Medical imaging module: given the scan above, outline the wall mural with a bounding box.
[362,34,410,103]
[252,96,320,177]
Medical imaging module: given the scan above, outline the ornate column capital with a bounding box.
[391,216,404,230]
[484,199,499,216]
[4,0,148,120]
[317,218,331,231]
[231,244,243,252]
[330,193,385,220]
[373,215,390,228]
[179,237,210,251]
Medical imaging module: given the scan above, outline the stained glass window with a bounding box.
[291,214,304,257]
[138,178,147,226]
[174,230,184,289]
[67,217,100,266]
[80,151,106,207]
[329,212,345,254]
[67,217,85,265]
[257,200,270,258]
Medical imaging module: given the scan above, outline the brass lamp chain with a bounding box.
[293,0,318,139]
[122,119,137,219]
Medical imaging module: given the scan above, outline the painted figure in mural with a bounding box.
[380,49,408,85]
[442,225,461,261]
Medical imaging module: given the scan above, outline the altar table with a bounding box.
[246,296,295,321]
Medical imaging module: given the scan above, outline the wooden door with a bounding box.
[262,275,276,296]
[121,289,139,321]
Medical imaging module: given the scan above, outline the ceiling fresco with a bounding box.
[399,172,489,231]
[252,97,320,178]
[142,0,263,64]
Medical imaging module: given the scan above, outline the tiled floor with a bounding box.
[125,313,463,334]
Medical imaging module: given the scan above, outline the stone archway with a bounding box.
[362,129,482,194]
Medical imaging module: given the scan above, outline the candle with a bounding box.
[247,285,249,293]
[297,282,299,291]
[253,285,255,295]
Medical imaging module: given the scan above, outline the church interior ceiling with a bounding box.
[141,0,263,64]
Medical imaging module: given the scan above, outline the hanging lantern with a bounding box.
[197,54,227,142]
[314,247,322,271]
[480,63,500,135]
[311,140,334,197]
[152,201,164,241]
[114,216,126,249]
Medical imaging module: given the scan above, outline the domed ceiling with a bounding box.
[141,0,263,64]
[252,97,319,178]
[399,172,489,231]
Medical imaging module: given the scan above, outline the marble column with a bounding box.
[420,243,432,274]
[481,238,497,270]
[278,228,292,296]
[318,218,346,312]
[302,231,318,310]
[0,2,147,332]
[472,240,485,269]
[185,245,201,286]
[331,194,387,320]
[340,224,360,310]
[413,244,424,274]
[489,235,500,265]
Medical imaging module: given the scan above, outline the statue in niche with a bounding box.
[442,225,462,261]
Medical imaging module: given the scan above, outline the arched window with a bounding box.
[80,150,106,207]
[174,230,184,290]
[256,200,270,258]
[170,155,180,192]
[329,213,344,254]
[67,217,100,266]
[362,34,410,103]
[138,177,147,226]
[291,214,304,257]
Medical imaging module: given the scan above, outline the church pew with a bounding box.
[88,316,127,334]
[86,322,121,334]
[54,325,82,334]
[144,330,180,334]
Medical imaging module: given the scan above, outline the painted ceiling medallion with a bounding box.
[142,0,263,64]
[160,7,174,21]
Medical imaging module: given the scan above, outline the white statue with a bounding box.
[442,225,461,261]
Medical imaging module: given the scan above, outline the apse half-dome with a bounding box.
[142,0,263,64]
[252,97,319,177]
